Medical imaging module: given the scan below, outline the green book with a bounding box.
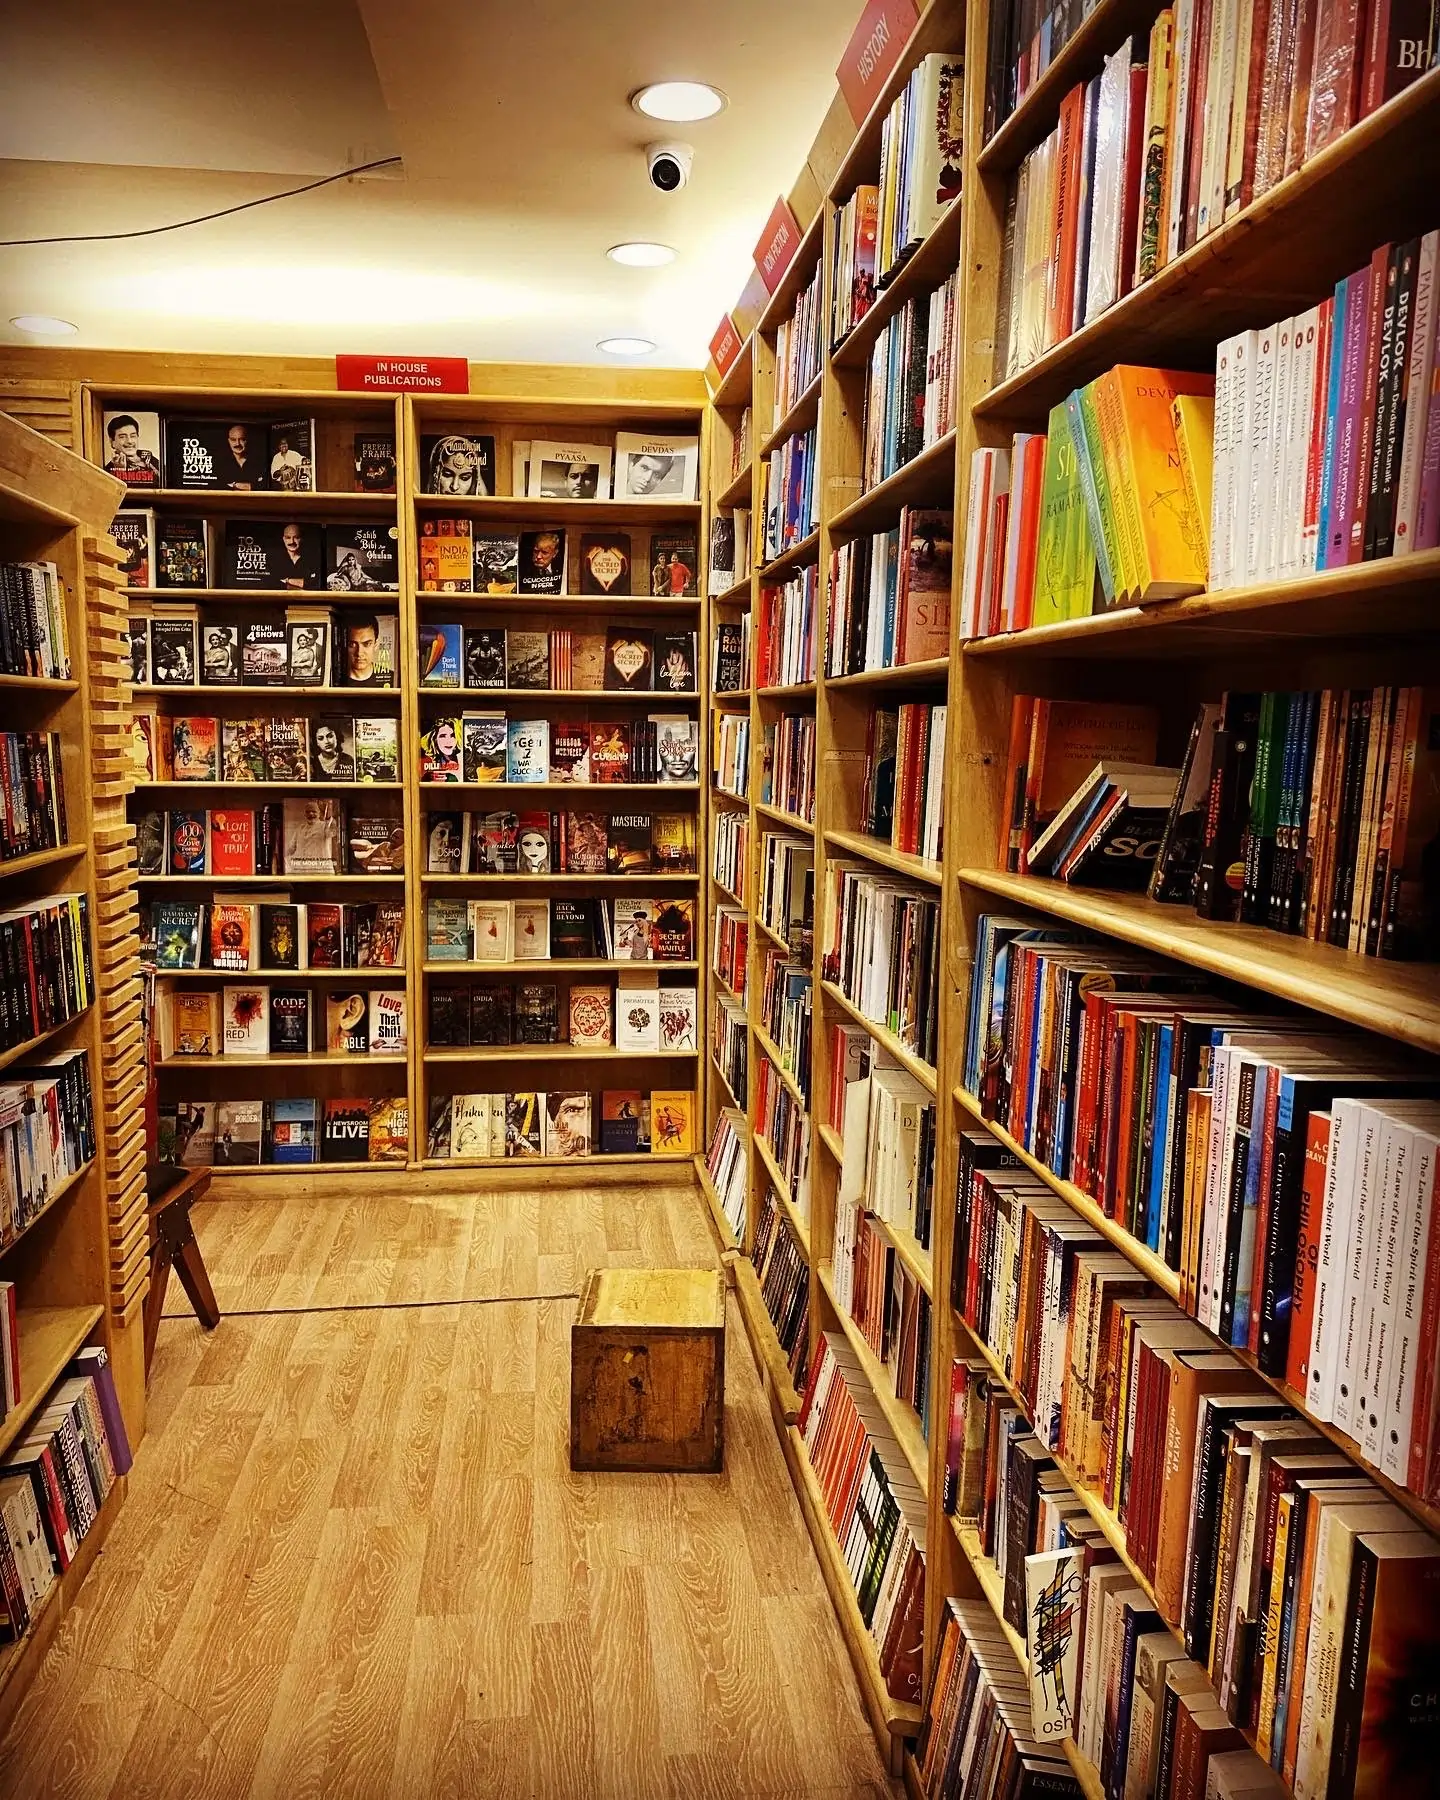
[1075,383,1130,604]
[1031,401,1098,627]
[1066,390,1118,607]
[1241,691,1290,927]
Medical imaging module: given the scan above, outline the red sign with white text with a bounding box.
[335,354,470,394]
[752,197,802,297]
[709,314,742,379]
[836,0,918,123]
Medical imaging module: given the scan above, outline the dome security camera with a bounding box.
[646,143,693,192]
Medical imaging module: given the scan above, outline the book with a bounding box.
[518,531,566,596]
[108,510,153,589]
[221,985,269,1057]
[614,431,699,501]
[607,812,652,875]
[550,721,591,783]
[321,1098,370,1161]
[240,617,289,683]
[156,518,210,589]
[653,630,698,693]
[579,533,632,595]
[515,983,559,1044]
[505,1091,544,1156]
[326,992,369,1054]
[168,810,208,876]
[166,419,269,490]
[222,521,323,589]
[649,1091,695,1155]
[421,433,495,496]
[347,812,403,874]
[353,717,399,783]
[505,718,550,783]
[267,1097,318,1164]
[568,984,613,1048]
[506,630,551,689]
[341,614,397,687]
[646,532,699,597]
[615,973,660,1050]
[353,432,396,492]
[281,798,343,873]
[512,898,550,959]
[419,623,464,688]
[469,900,513,962]
[209,810,256,876]
[565,812,608,874]
[169,989,218,1057]
[265,716,309,782]
[268,988,310,1054]
[543,1091,592,1157]
[418,518,474,591]
[259,904,302,970]
[658,985,698,1052]
[528,439,612,500]
[420,718,462,783]
[101,410,162,486]
[367,990,407,1055]
[309,715,355,781]
[589,720,631,784]
[472,530,520,594]
[654,716,699,782]
[367,1097,408,1162]
[464,627,507,688]
[652,813,697,873]
[604,626,653,691]
[601,1090,643,1153]
[214,1099,263,1164]
[208,901,254,971]
[325,524,398,592]
[462,712,507,783]
[149,613,198,685]
[426,898,470,962]
[266,419,314,492]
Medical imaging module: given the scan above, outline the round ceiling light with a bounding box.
[598,336,657,357]
[10,315,78,336]
[607,241,677,267]
[631,82,726,122]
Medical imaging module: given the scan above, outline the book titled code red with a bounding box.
[334,355,469,394]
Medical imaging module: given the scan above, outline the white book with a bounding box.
[1308,1098,1365,1420]
[1394,228,1439,555]
[1084,44,1130,325]
[1165,0,1198,265]
[1245,322,1278,586]
[1198,1044,1236,1330]
[614,973,659,1051]
[1334,1105,1388,1434]
[1195,0,1236,242]
[1263,317,1293,582]
[1280,308,1319,576]
[1381,1113,1440,1481]
[657,984,697,1052]
[1227,330,1259,590]
[1210,335,1235,588]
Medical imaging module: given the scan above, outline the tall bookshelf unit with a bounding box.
[0,415,142,1729]
[702,1,1440,1791]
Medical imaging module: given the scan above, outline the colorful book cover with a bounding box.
[462,712,508,783]
[505,718,550,783]
[649,1090,695,1154]
[1031,402,1098,627]
[222,985,269,1056]
[419,622,464,687]
[168,810,208,875]
[268,1097,318,1164]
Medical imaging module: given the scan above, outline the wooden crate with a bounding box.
[569,1267,725,1473]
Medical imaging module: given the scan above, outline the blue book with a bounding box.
[268,1097,317,1164]
[505,718,549,784]
[1144,1022,1175,1251]
[1315,276,1349,570]
[418,621,462,688]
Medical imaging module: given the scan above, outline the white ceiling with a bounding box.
[0,0,858,366]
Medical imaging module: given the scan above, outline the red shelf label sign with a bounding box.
[335,354,470,394]
[752,197,802,297]
[836,0,918,123]
[709,314,742,378]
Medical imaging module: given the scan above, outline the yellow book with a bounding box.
[1092,371,1142,601]
[1172,392,1216,583]
[1256,1489,1294,1759]
[1110,365,1216,601]
[650,1090,694,1155]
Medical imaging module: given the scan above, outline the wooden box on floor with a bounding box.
[569,1267,725,1473]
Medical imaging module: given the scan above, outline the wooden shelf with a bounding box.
[758,206,827,334]
[159,965,404,982]
[824,829,942,887]
[829,431,957,536]
[424,1043,699,1063]
[134,683,403,698]
[0,843,86,881]
[717,461,753,510]
[832,193,966,371]
[0,1160,93,1266]
[710,785,749,808]
[421,1151,695,1169]
[754,913,791,953]
[761,370,823,457]
[755,680,817,699]
[157,1051,407,1069]
[958,866,1440,1056]
[753,1021,809,1111]
[819,981,937,1095]
[422,871,697,887]
[755,799,815,834]
[753,1131,812,1260]
[124,488,394,509]
[416,686,701,705]
[824,658,950,690]
[0,1008,90,1077]
[0,1304,103,1459]
[778,1423,925,1742]
[412,495,702,524]
[140,872,405,885]
[818,1263,929,1497]
[419,780,700,795]
[977,69,1440,421]
[711,1049,745,1113]
[951,1085,1440,1536]
[712,334,755,409]
[868,1213,933,1299]
[963,547,1440,660]
[137,780,402,793]
[199,1160,407,1178]
[710,872,744,908]
[827,0,969,201]
[124,587,400,607]
[414,592,701,613]
[422,958,698,975]
[712,688,752,707]
[0,673,78,693]
[733,1256,805,1421]
[757,528,821,582]
[709,576,754,606]
[817,1120,844,1165]
[711,964,743,1005]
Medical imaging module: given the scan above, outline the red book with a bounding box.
[1362,0,1437,114]
[1346,243,1394,564]
[1118,55,1149,295]
[1305,0,1368,156]
[209,809,255,876]
[1010,434,1047,632]
[1047,85,1085,345]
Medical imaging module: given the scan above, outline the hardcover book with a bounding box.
[347,813,403,874]
[166,419,269,491]
[322,1098,370,1162]
[101,410,161,487]
[472,530,520,593]
[543,1091,592,1157]
[421,433,495,496]
[267,419,314,492]
[324,523,398,592]
[646,531,699,597]
[310,715,355,780]
[418,517,474,592]
[267,1097,319,1164]
[464,627,507,688]
[470,985,514,1046]
[428,985,470,1047]
[600,1090,643,1153]
[506,630,550,689]
[285,613,330,686]
[240,618,290,684]
[614,431,699,501]
[551,899,598,958]
[528,440,612,501]
[326,992,369,1054]
[222,521,324,589]
[462,712,507,783]
[514,982,559,1044]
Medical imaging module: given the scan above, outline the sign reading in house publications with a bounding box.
[709,314,742,380]
[335,355,470,394]
[752,197,801,297]
[836,0,918,122]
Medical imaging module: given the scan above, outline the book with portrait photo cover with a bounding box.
[420,434,495,497]
[614,431,699,502]
[310,714,355,781]
[527,440,612,502]
[325,523,399,592]
[518,530,567,596]
[222,520,324,589]
[284,609,331,687]
[156,517,211,589]
[341,614,398,687]
[281,797,344,873]
[464,626,507,688]
[165,419,270,491]
[267,419,315,493]
[646,532,699,597]
[102,410,162,488]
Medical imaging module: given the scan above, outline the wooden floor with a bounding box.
[0,1180,897,1799]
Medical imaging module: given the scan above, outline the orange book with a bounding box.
[1047,85,1086,344]
[1010,434,1048,632]
[1109,365,1217,601]
[1020,697,1161,870]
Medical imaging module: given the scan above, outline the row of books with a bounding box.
[826,506,953,677]
[820,864,941,1068]
[155,984,406,1060]
[432,1087,694,1160]
[711,613,751,694]
[917,1599,1080,1800]
[0,732,67,865]
[427,976,696,1053]
[135,801,401,879]
[161,1095,407,1166]
[756,1050,811,1204]
[712,903,747,999]
[131,603,396,689]
[755,567,818,688]
[0,562,70,681]
[751,1185,809,1390]
[758,947,811,1097]
[861,278,959,493]
[0,1051,94,1251]
[425,895,695,965]
[0,1349,133,1644]
[712,713,750,798]
[0,893,91,1054]
[947,1131,1440,1798]
[1212,231,1440,591]
[421,428,700,503]
[712,807,747,901]
[728,410,752,487]
[712,991,748,1108]
[102,411,323,491]
[773,262,822,425]
[761,712,816,824]
[419,622,697,694]
[846,1202,932,1425]
[114,515,398,594]
[762,429,818,563]
[425,807,696,877]
[706,506,753,598]
[146,897,403,972]
[704,1108,748,1246]
[831,1043,937,1254]
[418,712,698,786]
[960,915,1440,1496]
[134,711,398,785]
[873,53,964,288]
[863,701,948,864]
[797,1332,926,1703]
[418,518,698,599]
[758,830,814,952]
[992,3,1426,383]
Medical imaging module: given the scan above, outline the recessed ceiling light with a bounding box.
[607,242,677,268]
[631,82,726,122]
[10,315,78,337]
[598,336,657,357]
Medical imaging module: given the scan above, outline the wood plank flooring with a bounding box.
[0,1181,898,1799]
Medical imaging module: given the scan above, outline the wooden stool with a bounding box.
[570,1267,725,1473]
[143,1163,221,1377]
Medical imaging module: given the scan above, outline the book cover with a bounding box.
[607,812,652,874]
[281,798,343,873]
[367,1097,409,1162]
[209,810,256,876]
[267,1097,318,1164]
[652,812,696,872]
[514,982,559,1044]
[418,517,474,592]
[579,533,632,596]
[425,897,470,962]
[658,985,698,1052]
[589,720,632,783]
[568,984,613,1049]
[419,623,464,688]
[353,432,396,493]
[462,712,507,783]
[365,901,405,968]
[426,811,464,875]
[528,439,612,500]
[321,1098,370,1162]
[168,810,208,876]
[615,432,699,501]
[222,985,269,1057]
[420,718,462,783]
[543,1091,592,1157]
[214,1099,264,1164]
[353,717,399,784]
[341,613,397,688]
[170,989,218,1057]
[265,716,309,782]
[551,899,598,958]
[472,530,520,593]
[449,1093,494,1158]
[506,630,551,689]
[469,985,514,1046]
[604,626,653,691]
[208,901,255,971]
[109,509,153,589]
[654,630,698,693]
[600,1089,642,1153]
[149,614,198,686]
[897,509,955,658]
[505,718,550,783]
[470,900,513,962]
[512,898,550,959]
[166,419,268,491]
[572,630,607,689]
[565,811,608,874]
[258,904,301,970]
[222,521,323,589]
[475,810,518,874]
[101,410,161,487]
[650,1090,695,1155]
[326,991,368,1054]
[367,989,407,1055]
[156,518,209,590]
[505,1091,544,1157]
[646,531,699,596]
[518,530,566,596]
[652,899,695,961]
[550,721,591,783]
[217,718,263,782]
[654,716,699,782]
[266,419,314,493]
[1032,405,1099,627]
[614,899,654,960]
[135,810,165,876]
[174,1099,215,1165]
[421,433,495,496]
[464,627,507,688]
[268,987,310,1055]
[615,974,660,1050]
[324,523,398,592]
[428,985,470,1047]
[347,812,403,874]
